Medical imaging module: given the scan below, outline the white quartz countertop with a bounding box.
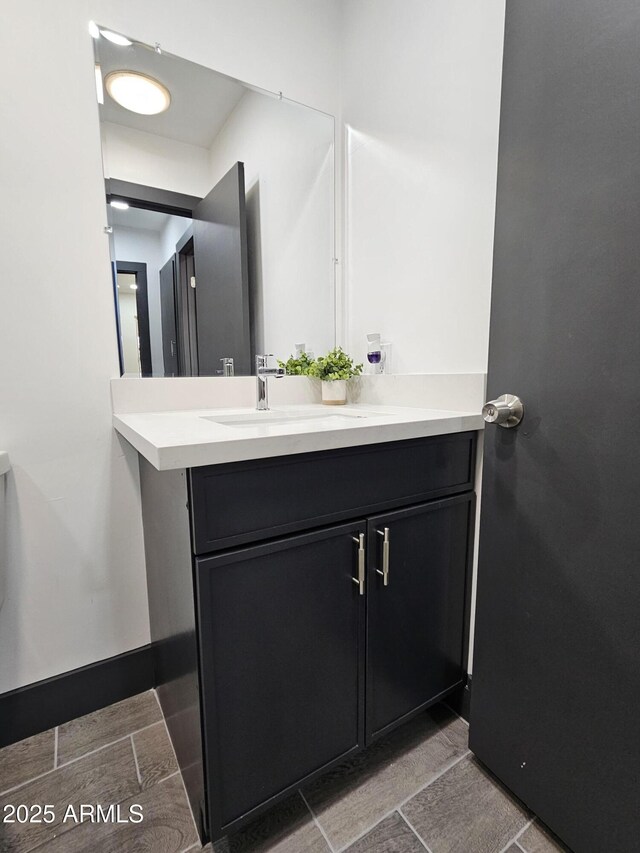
[113,404,484,471]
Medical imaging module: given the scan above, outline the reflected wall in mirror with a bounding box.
[94,28,336,376]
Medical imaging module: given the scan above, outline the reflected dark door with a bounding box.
[192,162,251,376]
[175,233,199,377]
[159,257,178,377]
[470,3,640,852]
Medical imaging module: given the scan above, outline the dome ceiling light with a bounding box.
[104,71,171,115]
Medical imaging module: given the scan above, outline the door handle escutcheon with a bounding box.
[376,527,390,586]
[352,533,365,595]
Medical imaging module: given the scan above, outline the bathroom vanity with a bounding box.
[115,402,481,842]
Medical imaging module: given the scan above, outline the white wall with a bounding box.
[102,122,212,197]
[208,91,335,359]
[0,0,340,694]
[0,2,148,694]
[160,215,192,264]
[341,0,505,373]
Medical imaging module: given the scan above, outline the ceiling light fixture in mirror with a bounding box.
[105,70,171,115]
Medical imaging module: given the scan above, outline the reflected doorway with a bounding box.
[107,165,251,377]
[114,261,151,376]
[116,272,141,375]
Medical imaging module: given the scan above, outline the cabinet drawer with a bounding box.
[189,433,475,554]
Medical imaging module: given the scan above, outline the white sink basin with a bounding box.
[203,409,379,428]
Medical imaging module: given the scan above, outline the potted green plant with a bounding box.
[278,352,314,375]
[308,347,363,405]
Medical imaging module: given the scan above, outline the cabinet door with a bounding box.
[196,522,366,835]
[366,494,474,742]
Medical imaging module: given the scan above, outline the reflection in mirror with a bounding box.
[112,209,192,376]
[94,28,335,377]
[116,273,141,375]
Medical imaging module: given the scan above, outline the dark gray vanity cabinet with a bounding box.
[366,496,474,741]
[196,522,366,831]
[139,433,476,843]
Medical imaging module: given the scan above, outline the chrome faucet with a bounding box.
[256,354,285,410]
[219,357,234,377]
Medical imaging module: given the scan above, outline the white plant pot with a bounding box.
[321,379,347,405]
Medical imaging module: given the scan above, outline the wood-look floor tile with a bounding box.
[402,755,529,853]
[345,812,426,853]
[302,707,468,850]
[0,730,55,795]
[30,772,198,853]
[427,705,469,752]
[520,820,571,852]
[132,722,178,790]
[210,792,330,853]
[57,691,162,764]
[0,738,139,852]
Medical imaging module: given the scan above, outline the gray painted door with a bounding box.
[193,162,251,376]
[159,257,178,377]
[470,3,640,852]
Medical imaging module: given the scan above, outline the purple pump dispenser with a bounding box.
[367,333,384,373]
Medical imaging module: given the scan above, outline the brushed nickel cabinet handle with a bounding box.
[376,527,390,586]
[351,533,365,595]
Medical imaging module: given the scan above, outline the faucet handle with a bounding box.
[256,353,279,370]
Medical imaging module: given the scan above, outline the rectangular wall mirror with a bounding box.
[93,28,336,377]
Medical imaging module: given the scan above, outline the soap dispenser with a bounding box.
[367,333,391,374]
[367,333,382,370]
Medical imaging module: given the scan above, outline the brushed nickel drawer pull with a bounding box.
[376,527,390,586]
[351,534,365,595]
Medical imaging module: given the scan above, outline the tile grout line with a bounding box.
[299,788,338,853]
[498,817,535,853]
[130,735,143,787]
[53,727,58,769]
[333,748,471,852]
[516,842,528,852]
[0,718,163,797]
[154,770,180,784]
[398,809,434,853]
[57,717,164,767]
[395,748,471,812]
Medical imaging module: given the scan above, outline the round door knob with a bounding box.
[482,394,524,428]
